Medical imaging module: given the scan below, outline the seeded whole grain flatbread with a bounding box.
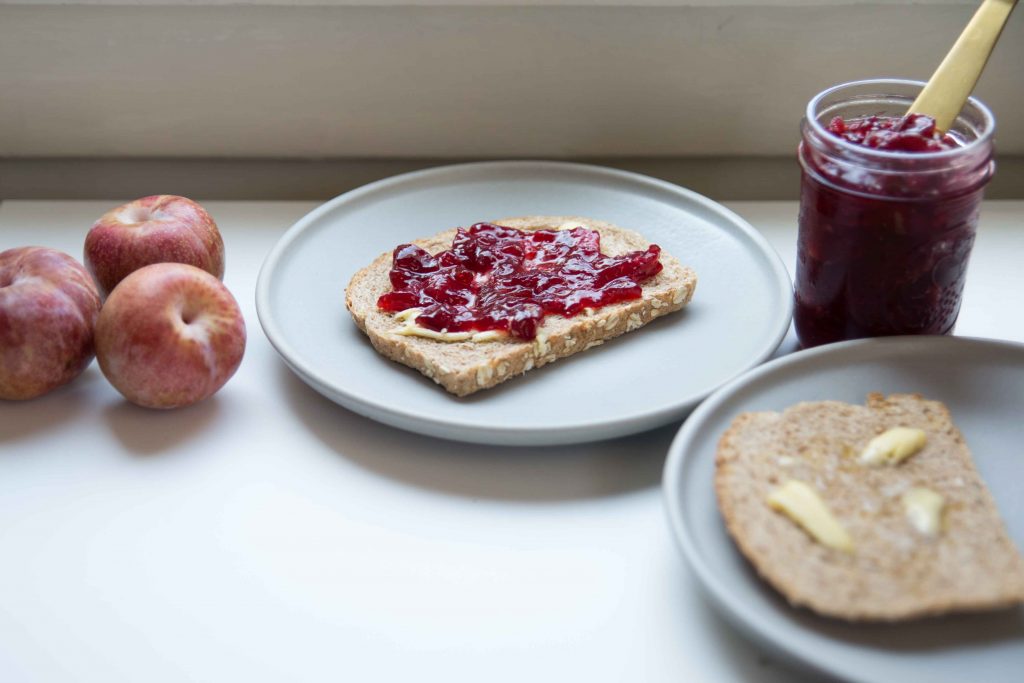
[715,393,1024,621]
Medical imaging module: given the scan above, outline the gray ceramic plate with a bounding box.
[663,336,1024,682]
[256,161,791,445]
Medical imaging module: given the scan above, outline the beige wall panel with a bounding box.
[2,4,1022,159]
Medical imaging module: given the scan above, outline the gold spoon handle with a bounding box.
[908,0,1018,132]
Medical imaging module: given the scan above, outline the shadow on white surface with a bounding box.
[0,366,105,445]
[688,585,839,683]
[276,362,674,502]
[656,549,832,683]
[102,395,224,456]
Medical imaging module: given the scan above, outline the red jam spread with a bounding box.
[827,114,958,152]
[377,222,663,340]
[795,114,984,348]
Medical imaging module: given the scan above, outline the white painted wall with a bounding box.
[0,1,1019,200]
[1,1,1020,198]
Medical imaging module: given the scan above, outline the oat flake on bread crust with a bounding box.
[714,392,1024,621]
[344,215,697,396]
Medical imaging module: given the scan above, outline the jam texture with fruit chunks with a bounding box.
[827,114,959,153]
[377,222,663,340]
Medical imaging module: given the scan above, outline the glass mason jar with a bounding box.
[794,79,995,348]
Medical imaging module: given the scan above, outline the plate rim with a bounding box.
[661,334,1024,681]
[256,159,794,445]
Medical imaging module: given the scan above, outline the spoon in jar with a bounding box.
[908,0,1018,133]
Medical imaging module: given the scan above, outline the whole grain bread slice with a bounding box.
[715,393,1024,621]
[345,215,696,396]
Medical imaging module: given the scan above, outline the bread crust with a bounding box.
[345,215,697,396]
[714,393,1024,621]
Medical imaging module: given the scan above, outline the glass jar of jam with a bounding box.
[795,79,995,348]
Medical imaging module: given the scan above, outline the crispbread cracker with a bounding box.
[345,215,696,396]
[715,393,1024,621]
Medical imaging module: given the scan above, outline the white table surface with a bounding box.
[1,199,1022,683]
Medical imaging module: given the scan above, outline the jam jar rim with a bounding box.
[796,146,994,202]
[805,78,996,163]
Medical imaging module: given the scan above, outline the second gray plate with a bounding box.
[663,336,1024,682]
